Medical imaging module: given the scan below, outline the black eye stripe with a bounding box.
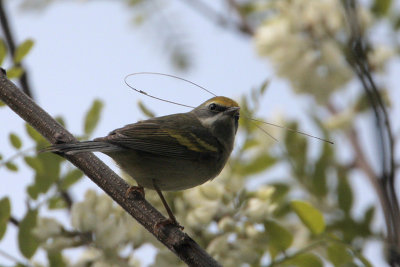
[208,103,227,112]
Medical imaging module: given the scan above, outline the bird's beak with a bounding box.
[224,107,240,116]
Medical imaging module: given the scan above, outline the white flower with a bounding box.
[324,108,355,130]
[245,198,275,222]
[218,216,236,232]
[187,201,219,227]
[207,234,229,255]
[199,183,224,201]
[369,45,395,71]
[255,185,275,201]
[72,248,102,267]
[42,236,75,252]
[244,224,259,239]
[254,0,366,103]
[33,217,62,241]
[94,194,113,221]
[71,201,97,232]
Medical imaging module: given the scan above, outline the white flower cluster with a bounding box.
[71,190,144,249]
[33,190,146,266]
[244,185,277,222]
[254,0,373,103]
[32,217,74,252]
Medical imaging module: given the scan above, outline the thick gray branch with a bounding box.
[0,70,220,267]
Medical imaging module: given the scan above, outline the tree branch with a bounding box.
[180,0,253,36]
[9,215,19,226]
[343,0,399,265]
[0,70,221,267]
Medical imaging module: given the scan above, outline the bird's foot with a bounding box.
[125,185,145,199]
[154,218,184,231]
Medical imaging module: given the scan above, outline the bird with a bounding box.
[43,96,240,228]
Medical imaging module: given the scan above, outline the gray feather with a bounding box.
[42,141,121,155]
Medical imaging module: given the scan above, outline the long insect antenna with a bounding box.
[124,72,334,144]
[124,72,217,109]
[252,122,279,142]
[249,117,334,144]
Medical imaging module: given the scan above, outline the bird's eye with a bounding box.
[209,103,217,111]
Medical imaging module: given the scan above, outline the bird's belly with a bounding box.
[107,151,224,191]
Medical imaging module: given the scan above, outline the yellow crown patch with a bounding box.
[205,96,239,107]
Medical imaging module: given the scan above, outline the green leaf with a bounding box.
[265,220,293,259]
[270,183,290,202]
[55,116,66,127]
[241,138,259,151]
[34,153,61,194]
[6,66,24,79]
[84,99,103,135]
[24,156,44,175]
[357,254,373,267]
[310,142,332,198]
[14,39,34,64]
[395,16,400,30]
[0,100,5,107]
[48,197,67,210]
[284,123,307,177]
[354,93,371,112]
[372,0,392,16]
[242,138,260,151]
[27,184,39,200]
[0,197,11,240]
[9,133,22,149]
[59,169,83,190]
[273,201,292,218]
[326,243,352,266]
[259,79,269,95]
[138,100,155,118]
[284,253,323,267]
[337,170,353,214]
[18,209,39,259]
[27,153,62,199]
[25,123,45,144]
[0,39,7,65]
[238,153,276,176]
[5,162,18,172]
[363,206,375,226]
[0,198,11,221]
[291,200,325,235]
[48,251,66,267]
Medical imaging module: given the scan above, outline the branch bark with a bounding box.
[0,69,221,267]
[343,0,399,265]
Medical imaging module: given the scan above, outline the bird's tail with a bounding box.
[40,141,119,155]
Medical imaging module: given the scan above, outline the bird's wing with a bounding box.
[95,113,220,159]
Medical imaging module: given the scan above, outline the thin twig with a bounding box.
[0,146,35,167]
[343,0,399,265]
[179,0,253,36]
[267,239,325,267]
[226,0,254,35]
[0,0,33,98]
[9,215,19,226]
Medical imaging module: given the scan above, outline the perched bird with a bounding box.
[44,96,240,228]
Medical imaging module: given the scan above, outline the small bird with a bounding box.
[44,96,240,228]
